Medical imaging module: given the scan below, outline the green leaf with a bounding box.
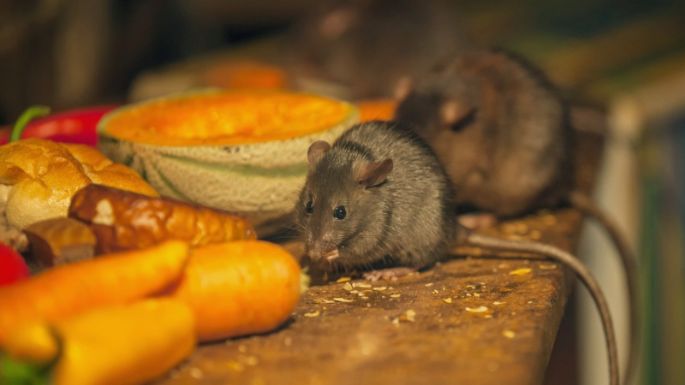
[0,354,51,385]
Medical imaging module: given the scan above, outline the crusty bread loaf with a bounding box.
[0,139,157,231]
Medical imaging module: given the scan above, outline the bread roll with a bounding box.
[0,139,156,233]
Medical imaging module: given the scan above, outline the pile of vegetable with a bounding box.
[0,106,305,385]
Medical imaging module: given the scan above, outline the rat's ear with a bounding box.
[394,76,414,101]
[441,98,477,132]
[308,140,330,168]
[319,6,358,39]
[355,159,393,188]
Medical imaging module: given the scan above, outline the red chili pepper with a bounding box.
[0,105,117,146]
[0,242,30,286]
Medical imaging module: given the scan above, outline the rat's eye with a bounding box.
[333,206,346,220]
[305,199,314,214]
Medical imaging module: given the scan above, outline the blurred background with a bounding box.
[1,1,684,384]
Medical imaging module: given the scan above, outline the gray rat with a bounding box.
[296,120,456,271]
[394,48,572,216]
[296,120,617,385]
[393,49,634,385]
[284,0,470,99]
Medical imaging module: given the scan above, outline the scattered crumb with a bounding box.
[189,367,204,379]
[442,298,453,304]
[492,301,505,306]
[315,298,335,304]
[390,293,401,298]
[509,268,532,276]
[404,309,416,322]
[425,282,434,287]
[484,314,493,319]
[343,282,354,291]
[503,330,516,339]
[353,282,372,289]
[373,286,387,291]
[465,306,489,313]
[304,310,321,317]
[538,263,558,270]
[227,361,245,372]
[473,293,481,298]
[527,300,534,304]
[498,263,511,269]
[366,303,371,307]
[333,297,354,303]
[244,356,259,366]
[432,289,439,295]
[336,277,351,283]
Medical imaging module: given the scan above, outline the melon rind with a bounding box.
[97,92,358,229]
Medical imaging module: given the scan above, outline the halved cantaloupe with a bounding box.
[356,99,398,122]
[97,89,358,233]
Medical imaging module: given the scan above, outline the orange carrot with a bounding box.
[0,241,189,344]
[170,240,302,341]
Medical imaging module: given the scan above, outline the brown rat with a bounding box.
[394,48,572,216]
[296,120,617,385]
[393,49,635,385]
[284,0,470,99]
[296,120,456,271]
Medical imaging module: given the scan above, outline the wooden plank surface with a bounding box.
[150,117,604,385]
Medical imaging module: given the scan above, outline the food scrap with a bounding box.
[304,310,321,318]
[502,330,516,339]
[538,263,558,270]
[333,297,354,303]
[465,306,489,313]
[509,267,532,276]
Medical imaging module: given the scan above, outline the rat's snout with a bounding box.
[307,240,340,262]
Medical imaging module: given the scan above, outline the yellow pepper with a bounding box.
[2,298,195,385]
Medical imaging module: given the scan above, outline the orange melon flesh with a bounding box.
[103,91,353,146]
[202,60,288,90]
[357,99,398,122]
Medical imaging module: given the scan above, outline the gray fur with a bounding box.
[296,121,456,270]
[285,0,471,99]
[395,49,573,216]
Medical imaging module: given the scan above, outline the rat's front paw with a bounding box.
[363,267,416,281]
[458,213,498,230]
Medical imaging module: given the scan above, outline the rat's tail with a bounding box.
[568,190,640,385]
[453,228,619,385]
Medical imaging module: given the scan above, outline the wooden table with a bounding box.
[151,117,605,385]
